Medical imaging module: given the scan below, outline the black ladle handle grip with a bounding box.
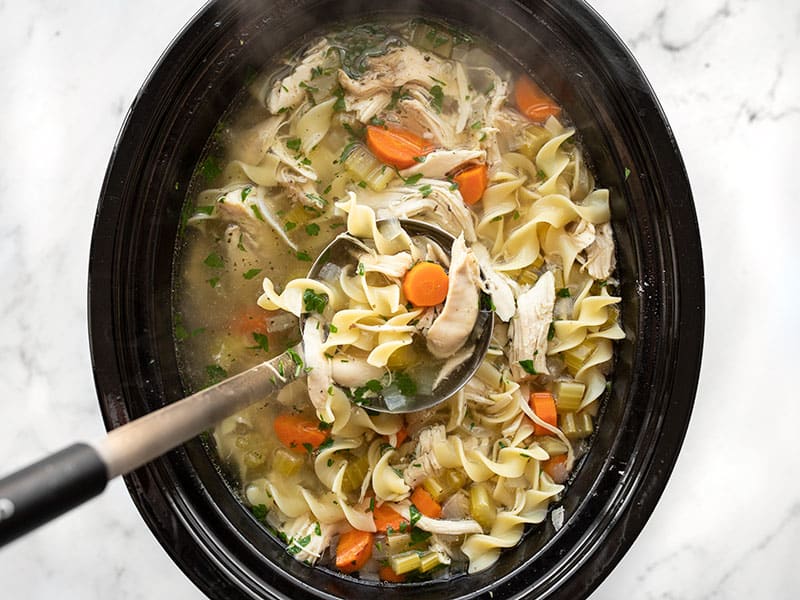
[0,443,107,547]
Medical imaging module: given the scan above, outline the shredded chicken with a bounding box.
[338,45,446,97]
[212,186,297,251]
[403,425,446,488]
[583,222,616,280]
[399,149,485,179]
[345,91,392,123]
[492,107,530,151]
[277,166,323,209]
[395,86,458,147]
[268,40,330,113]
[283,515,333,564]
[471,242,517,322]
[358,251,413,278]
[426,235,482,358]
[303,317,334,420]
[508,270,555,379]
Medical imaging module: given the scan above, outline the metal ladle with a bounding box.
[0,219,492,546]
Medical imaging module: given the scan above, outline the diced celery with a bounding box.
[518,125,551,160]
[283,203,313,227]
[234,433,256,450]
[536,436,568,456]
[390,550,422,575]
[517,269,539,287]
[560,411,594,440]
[469,483,496,531]
[411,22,454,58]
[341,453,370,493]
[422,476,446,503]
[244,449,267,469]
[418,551,442,573]
[386,532,412,553]
[272,447,304,477]
[563,342,595,376]
[343,144,395,191]
[443,469,468,492]
[554,381,586,413]
[553,269,565,291]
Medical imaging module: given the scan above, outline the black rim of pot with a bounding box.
[88,1,704,598]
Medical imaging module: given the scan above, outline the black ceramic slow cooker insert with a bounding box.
[88,1,704,598]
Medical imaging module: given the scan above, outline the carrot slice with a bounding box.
[410,486,442,519]
[385,426,408,448]
[230,305,273,337]
[514,75,561,123]
[379,564,406,583]
[273,414,329,454]
[529,392,558,436]
[542,454,569,484]
[366,125,433,169]
[373,503,408,533]
[453,163,488,205]
[402,262,449,307]
[335,529,374,574]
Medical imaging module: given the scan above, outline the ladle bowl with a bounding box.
[306,218,494,413]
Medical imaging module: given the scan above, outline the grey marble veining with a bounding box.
[0,0,797,598]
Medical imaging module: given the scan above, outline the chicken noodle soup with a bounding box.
[173,18,623,582]
[261,222,482,413]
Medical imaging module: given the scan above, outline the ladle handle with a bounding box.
[0,347,302,547]
[0,443,107,547]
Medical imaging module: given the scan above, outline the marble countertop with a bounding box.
[0,0,797,598]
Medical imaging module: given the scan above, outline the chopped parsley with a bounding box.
[304,223,320,236]
[357,262,365,276]
[286,137,302,151]
[410,527,431,544]
[409,504,422,526]
[548,321,556,341]
[284,221,297,231]
[328,324,338,333]
[395,372,417,396]
[206,277,220,288]
[556,287,571,298]
[624,167,631,180]
[519,359,537,375]
[203,252,224,268]
[248,332,269,353]
[430,85,444,113]
[299,81,319,94]
[303,288,329,313]
[205,364,228,385]
[402,173,423,186]
[199,156,222,181]
[304,192,326,207]
[332,86,346,112]
[195,205,214,216]
[250,204,266,222]
[296,251,312,262]
[243,268,262,280]
[241,186,253,201]
[419,184,433,197]
[251,504,268,522]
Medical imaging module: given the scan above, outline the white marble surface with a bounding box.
[0,0,797,598]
